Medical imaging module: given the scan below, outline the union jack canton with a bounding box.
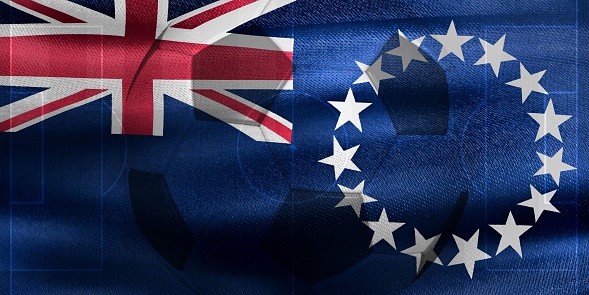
[0,0,294,143]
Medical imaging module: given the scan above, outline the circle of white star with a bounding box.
[401,229,443,274]
[448,230,491,278]
[430,20,473,61]
[335,181,377,217]
[363,209,405,249]
[387,30,428,71]
[318,136,361,179]
[528,99,572,142]
[534,148,576,185]
[506,63,548,103]
[320,20,576,281]
[518,185,559,222]
[328,88,372,132]
[489,212,532,257]
[353,56,395,94]
[474,34,516,77]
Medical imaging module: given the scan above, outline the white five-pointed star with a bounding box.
[336,181,377,217]
[430,20,474,61]
[363,208,404,249]
[401,229,442,274]
[506,63,548,103]
[534,148,576,185]
[528,99,571,142]
[387,30,427,71]
[474,34,516,77]
[448,230,491,279]
[519,185,559,222]
[354,56,395,94]
[328,89,372,132]
[489,211,532,257]
[318,136,360,179]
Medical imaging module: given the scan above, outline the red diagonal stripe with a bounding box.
[193,89,292,143]
[0,88,106,132]
[172,0,257,29]
[10,0,85,23]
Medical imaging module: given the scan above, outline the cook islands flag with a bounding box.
[0,0,587,294]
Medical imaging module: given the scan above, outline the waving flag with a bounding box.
[0,0,587,294]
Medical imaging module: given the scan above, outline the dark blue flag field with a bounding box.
[0,0,587,294]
